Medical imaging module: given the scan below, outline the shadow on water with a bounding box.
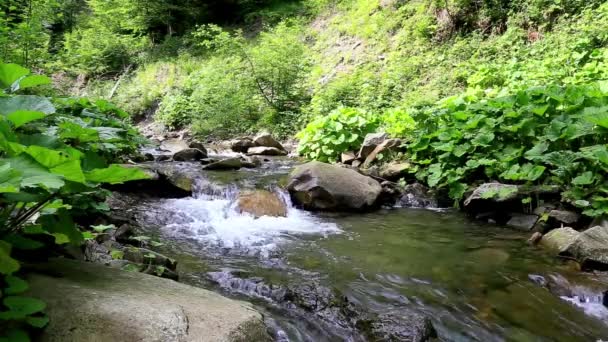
[131,158,608,341]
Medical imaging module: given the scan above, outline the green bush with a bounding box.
[381,108,417,139]
[296,107,379,162]
[408,82,608,216]
[0,63,148,340]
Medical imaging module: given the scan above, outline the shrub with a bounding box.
[408,82,608,216]
[296,107,379,162]
[381,108,417,139]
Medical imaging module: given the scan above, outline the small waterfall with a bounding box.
[137,176,341,258]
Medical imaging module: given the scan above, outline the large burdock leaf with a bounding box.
[0,64,29,89]
[0,163,22,193]
[0,95,55,116]
[85,164,150,184]
[0,296,46,319]
[25,146,86,183]
[7,110,46,128]
[2,155,64,190]
[16,75,51,90]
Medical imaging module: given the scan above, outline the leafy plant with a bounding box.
[0,63,149,340]
[408,82,608,215]
[296,107,379,162]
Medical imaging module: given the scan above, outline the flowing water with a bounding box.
[131,156,608,341]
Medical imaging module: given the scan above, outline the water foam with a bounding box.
[141,182,341,257]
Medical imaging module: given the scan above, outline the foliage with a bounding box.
[0,63,148,340]
[381,108,417,139]
[407,82,608,215]
[296,107,379,162]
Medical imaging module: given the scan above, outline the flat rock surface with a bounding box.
[27,259,271,342]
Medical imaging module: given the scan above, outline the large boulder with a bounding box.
[358,133,388,160]
[27,259,271,342]
[247,146,287,156]
[567,225,608,268]
[231,138,256,153]
[236,190,287,218]
[188,141,208,155]
[172,148,207,161]
[287,161,382,211]
[160,138,189,154]
[540,227,580,254]
[253,132,286,151]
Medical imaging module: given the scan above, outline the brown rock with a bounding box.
[341,151,357,164]
[237,190,287,218]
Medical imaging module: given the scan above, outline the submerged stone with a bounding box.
[247,146,287,156]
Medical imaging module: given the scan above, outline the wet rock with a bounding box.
[241,156,262,168]
[155,154,171,162]
[341,151,357,164]
[360,309,437,342]
[27,259,271,342]
[352,160,362,168]
[84,240,112,264]
[567,225,608,269]
[172,148,207,161]
[254,132,286,151]
[236,190,287,218]
[159,138,189,154]
[378,181,402,206]
[247,146,288,156]
[358,132,388,160]
[398,183,438,209]
[203,157,242,170]
[506,213,538,231]
[379,162,410,181]
[540,227,579,254]
[589,216,608,230]
[287,161,382,211]
[549,210,580,225]
[231,138,256,153]
[187,140,207,154]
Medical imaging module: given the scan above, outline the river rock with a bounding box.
[358,133,388,160]
[287,161,382,211]
[122,246,178,270]
[540,227,580,254]
[172,148,207,161]
[231,138,256,153]
[247,146,288,156]
[548,210,580,225]
[379,162,410,180]
[398,183,438,208]
[188,140,208,154]
[160,138,189,153]
[362,138,402,167]
[27,259,271,342]
[253,132,286,151]
[567,225,608,269]
[341,151,357,164]
[506,213,538,231]
[236,190,287,218]
[361,309,437,342]
[203,157,243,170]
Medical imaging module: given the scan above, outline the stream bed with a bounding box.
[127,157,608,341]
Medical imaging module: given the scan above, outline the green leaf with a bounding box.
[58,121,99,142]
[92,224,114,233]
[4,276,28,295]
[0,64,29,89]
[0,241,19,275]
[26,315,49,328]
[17,75,51,90]
[6,111,46,128]
[1,296,46,319]
[0,96,55,115]
[37,210,83,246]
[0,163,21,193]
[572,171,595,185]
[524,142,549,160]
[110,250,124,260]
[0,328,30,342]
[3,234,44,250]
[85,165,151,184]
[1,156,65,190]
